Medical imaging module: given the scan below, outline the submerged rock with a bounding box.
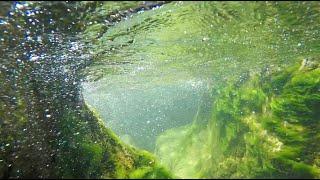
[0,94,173,179]
[0,60,173,178]
[155,59,320,179]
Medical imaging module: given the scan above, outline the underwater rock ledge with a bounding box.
[155,59,320,179]
[55,104,174,179]
[0,87,173,179]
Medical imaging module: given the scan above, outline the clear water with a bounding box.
[1,1,320,178]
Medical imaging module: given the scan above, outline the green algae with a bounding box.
[56,105,174,179]
[2,1,320,179]
[0,93,174,179]
[0,61,173,178]
[155,59,320,179]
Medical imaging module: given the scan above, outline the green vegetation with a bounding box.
[1,1,320,179]
[0,94,174,179]
[155,59,320,178]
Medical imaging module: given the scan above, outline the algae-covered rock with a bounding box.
[56,105,173,179]
[0,83,173,179]
[155,59,320,179]
[0,71,173,179]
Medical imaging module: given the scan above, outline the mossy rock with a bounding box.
[155,59,320,179]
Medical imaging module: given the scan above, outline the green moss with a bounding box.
[129,167,153,179]
[113,167,128,179]
[110,148,174,179]
[155,60,320,179]
[38,103,174,179]
[128,165,173,179]
[272,157,320,179]
[128,149,174,179]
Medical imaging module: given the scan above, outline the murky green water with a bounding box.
[1,1,320,179]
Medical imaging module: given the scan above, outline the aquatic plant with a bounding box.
[155,59,320,178]
[0,91,174,179]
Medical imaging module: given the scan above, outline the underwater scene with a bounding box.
[0,1,320,179]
